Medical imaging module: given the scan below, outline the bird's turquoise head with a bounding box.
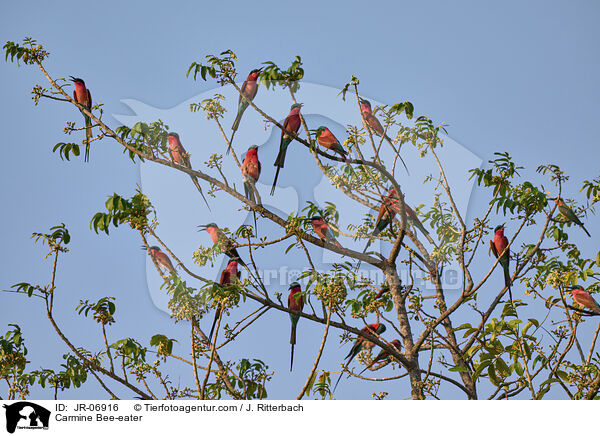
[289,282,301,289]
[228,256,240,264]
[197,223,218,231]
[167,132,179,139]
[250,68,263,76]
[309,215,322,222]
[494,224,505,232]
[69,76,85,84]
[247,145,259,150]
[359,98,371,108]
[313,126,327,137]
[290,103,303,110]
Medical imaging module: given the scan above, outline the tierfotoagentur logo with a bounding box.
[2,402,50,433]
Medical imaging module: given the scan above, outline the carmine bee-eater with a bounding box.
[70,76,93,162]
[198,223,247,268]
[287,282,304,371]
[313,126,350,164]
[309,216,343,248]
[554,197,591,237]
[241,145,261,229]
[490,224,512,301]
[358,339,402,375]
[166,132,210,210]
[208,257,241,341]
[145,245,176,275]
[362,193,396,255]
[333,322,386,392]
[359,98,408,174]
[385,188,430,238]
[570,286,600,315]
[271,103,303,195]
[231,68,262,134]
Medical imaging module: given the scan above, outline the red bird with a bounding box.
[241,145,261,200]
[146,246,176,275]
[309,216,342,248]
[570,286,600,314]
[333,322,386,391]
[242,145,261,229]
[490,225,511,287]
[385,188,430,238]
[231,68,262,133]
[271,103,303,195]
[359,99,408,174]
[166,132,210,209]
[287,282,304,371]
[358,339,402,375]
[208,257,241,341]
[314,126,350,164]
[70,76,93,161]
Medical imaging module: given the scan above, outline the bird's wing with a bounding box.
[219,269,228,285]
[73,90,78,104]
[239,80,248,105]
[87,89,92,108]
[490,240,499,258]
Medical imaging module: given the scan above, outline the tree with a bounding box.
[3,37,600,400]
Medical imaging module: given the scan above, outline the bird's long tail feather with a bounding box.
[208,306,222,342]
[84,116,92,162]
[290,322,297,372]
[231,103,247,132]
[271,166,282,196]
[385,135,409,175]
[190,176,211,211]
[582,224,591,237]
[333,369,345,393]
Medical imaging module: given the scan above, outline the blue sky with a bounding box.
[1,1,599,400]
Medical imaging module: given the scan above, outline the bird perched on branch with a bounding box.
[144,245,176,275]
[271,103,303,195]
[333,322,386,391]
[208,257,241,341]
[166,132,210,209]
[490,224,512,303]
[70,76,93,161]
[358,339,402,375]
[554,197,590,237]
[241,145,261,229]
[231,68,262,134]
[287,282,304,371]
[198,223,247,268]
[570,286,600,315]
[309,216,343,248]
[359,98,408,174]
[313,126,350,164]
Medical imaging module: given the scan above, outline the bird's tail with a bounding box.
[84,116,92,162]
[385,135,409,175]
[290,318,298,372]
[358,363,372,376]
[582,224,591,238]
[333,368,346,393]
[231,103,247,132]
[190,176,211,211]
[413,219,430,237]
[208,306,222,342]
[270,166,282,196]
